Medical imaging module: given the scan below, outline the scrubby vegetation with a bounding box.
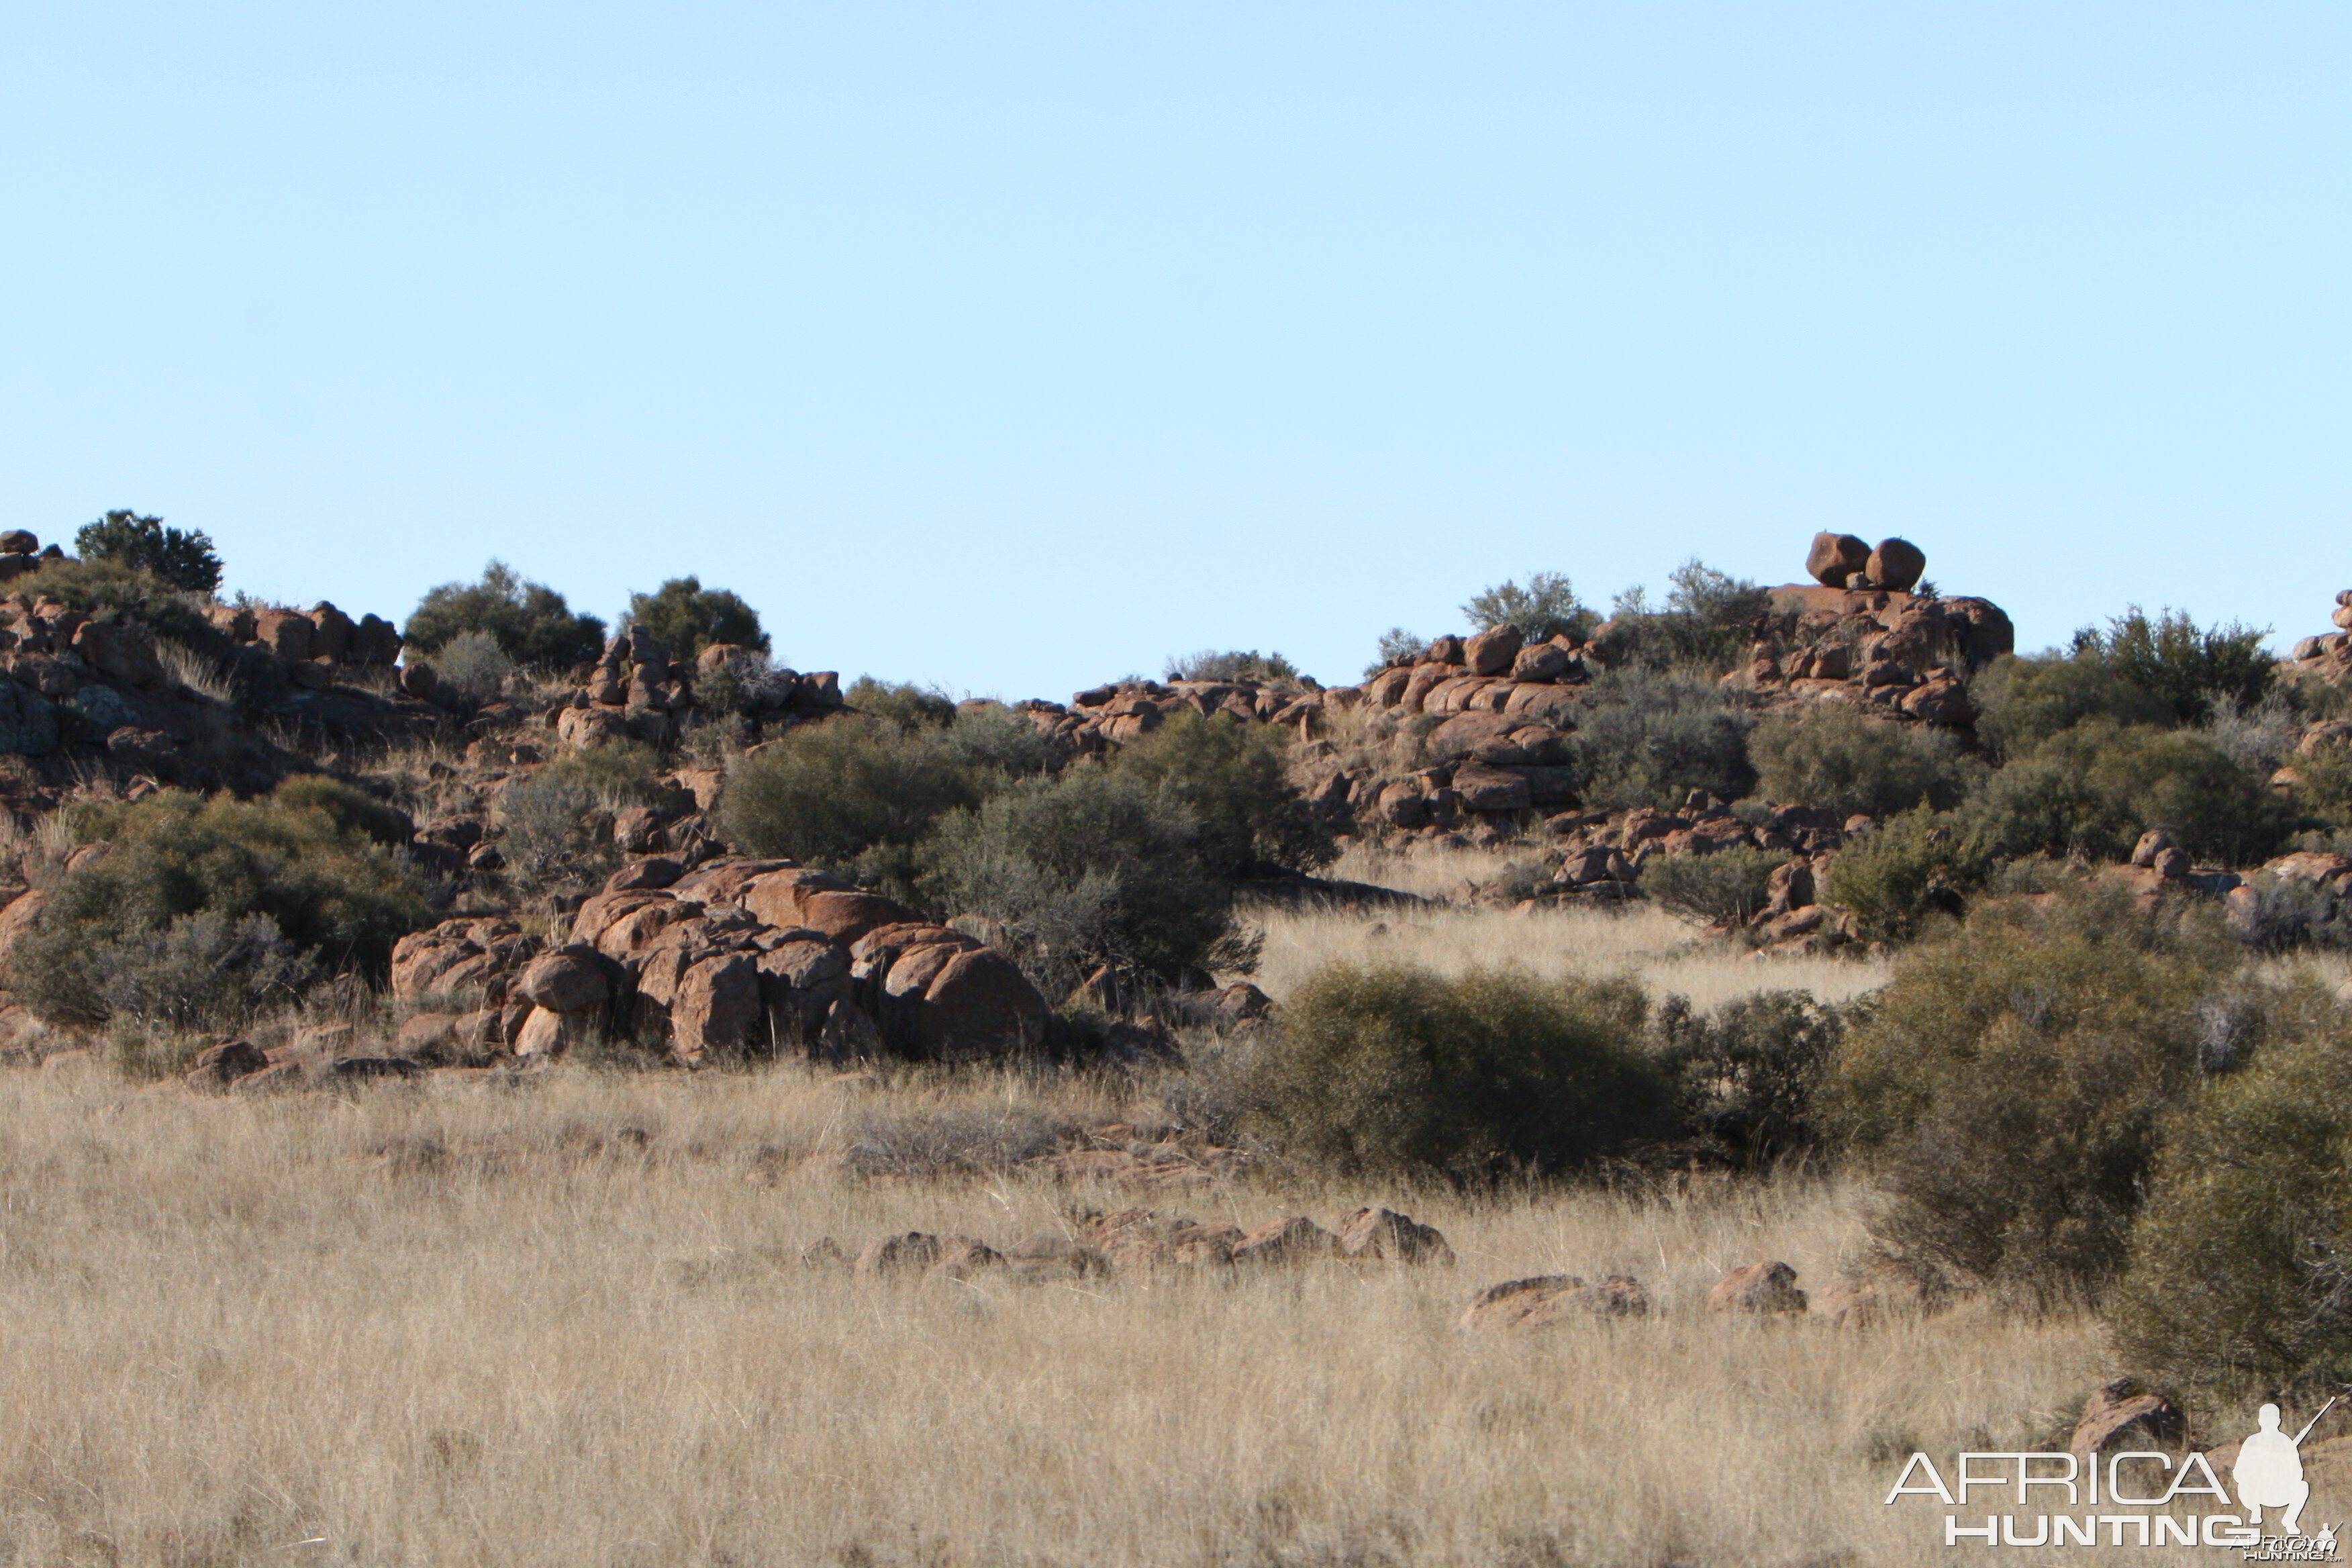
[1255,961,1673,1179]
[720,704,1329,992]
[623,575,768,658]
[405,560,607,669]
[1639,843,1786,925]
[1748,704,1972,818]
[1567,667,1757,809]
[1828,887,2242,1300]
[1459,572,1596,643]
[1165,648,1302,683]
[2116,983,2352,1392]
[8,779,433,1036]
[73,509,223,593]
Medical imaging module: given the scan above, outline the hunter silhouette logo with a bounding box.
[1883,1396,2345,1555]
[2237,1400,2330,1537]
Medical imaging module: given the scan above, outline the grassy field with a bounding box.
[1253,844,1889,1013]
[0,1054,2128,1568]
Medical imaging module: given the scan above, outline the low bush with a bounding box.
[717,714,998,883]
[1255,961,1673,1179]
[405,560,606,669]
[19,556,215,646]
[1747,704,1973,819]
[74,510,223,593]
[1165,649,1302,683]
[1460,572,1597,644]
[918,767,1240,997]
[1567,668,1756,810]
[1969,653,2171,760]
[2113,980,2352,1391]
[1821,808,1986,940]
[1827,886,2241,1299]
[1966,719,2288,866]
[1655,989,1845,1165]
[431,629,516,701]
[624,576,768,658]
[2071,605,2273,724]
[685,647,787,719]
[9,780,435,1029]
[497,742,677,885]
[1591,560,1770,673]
[1110,709,1338,876]
[1638,844,1787,926]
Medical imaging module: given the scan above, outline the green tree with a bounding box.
[624,576,768,658]
[405,561,606,669]
[1461,572,1596,642]
[73,510,222,593]
[2070,606,2273,724]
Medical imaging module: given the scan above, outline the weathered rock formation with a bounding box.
[551,628,846,748]
[389,855,1048,1064]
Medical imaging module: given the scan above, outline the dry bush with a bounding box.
[1255,961,1673,1179]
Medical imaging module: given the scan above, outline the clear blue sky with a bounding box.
[4,5,2345,697]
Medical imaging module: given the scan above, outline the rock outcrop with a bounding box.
[552,628,846,748]
[388,856,1049,1064]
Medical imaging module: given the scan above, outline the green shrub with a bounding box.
[1255,961,1672,1179]
[74,509,223,593]
[624,575,767,658]
[405,560,605,669]
[498,742,680,885]
[1369,627,1425,675]
[1748,704,1973,818]
[693,648,793,719]
[2113,980,2352,1391]
[19,556,215,645]
[9,781,436,1028]
[919,767,1239,995]
[718,715,993,881]
[1969,653,2171,760]
[1655,989,1844,1165]
[1822,808,1992,942]
[1567,668,1757,810]
[1108,709,1337,875]
[1165,649,1303,683]
[1593,560,1771,672]
[1461,572,1598,643]
[2286,739,2352,832]
[431,628,516,701]
[1638,844,1787,925]
[1828,886,2241,1298]
[845,678,959,729]
[2071,605,2273,724]
[1966,719,2288,866]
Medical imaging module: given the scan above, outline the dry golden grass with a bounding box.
[1256,844,1890,1014]
[0,1056,2122,1567]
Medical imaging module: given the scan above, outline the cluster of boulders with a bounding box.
[810,1205,1455,1285]
[1289,624,1589,834]
[1738,571,2014,728]
[0,529,68,581]
[2285,589,2352,681]
[1418,792,1849,944]
[1461,1256,1926,1332]
[203,597,404,688]
[1018,675,1330,754]
[388,854,1048,1065]
[1801,532,1926,592]
[552,627,845,748]
[0,583,426,775]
